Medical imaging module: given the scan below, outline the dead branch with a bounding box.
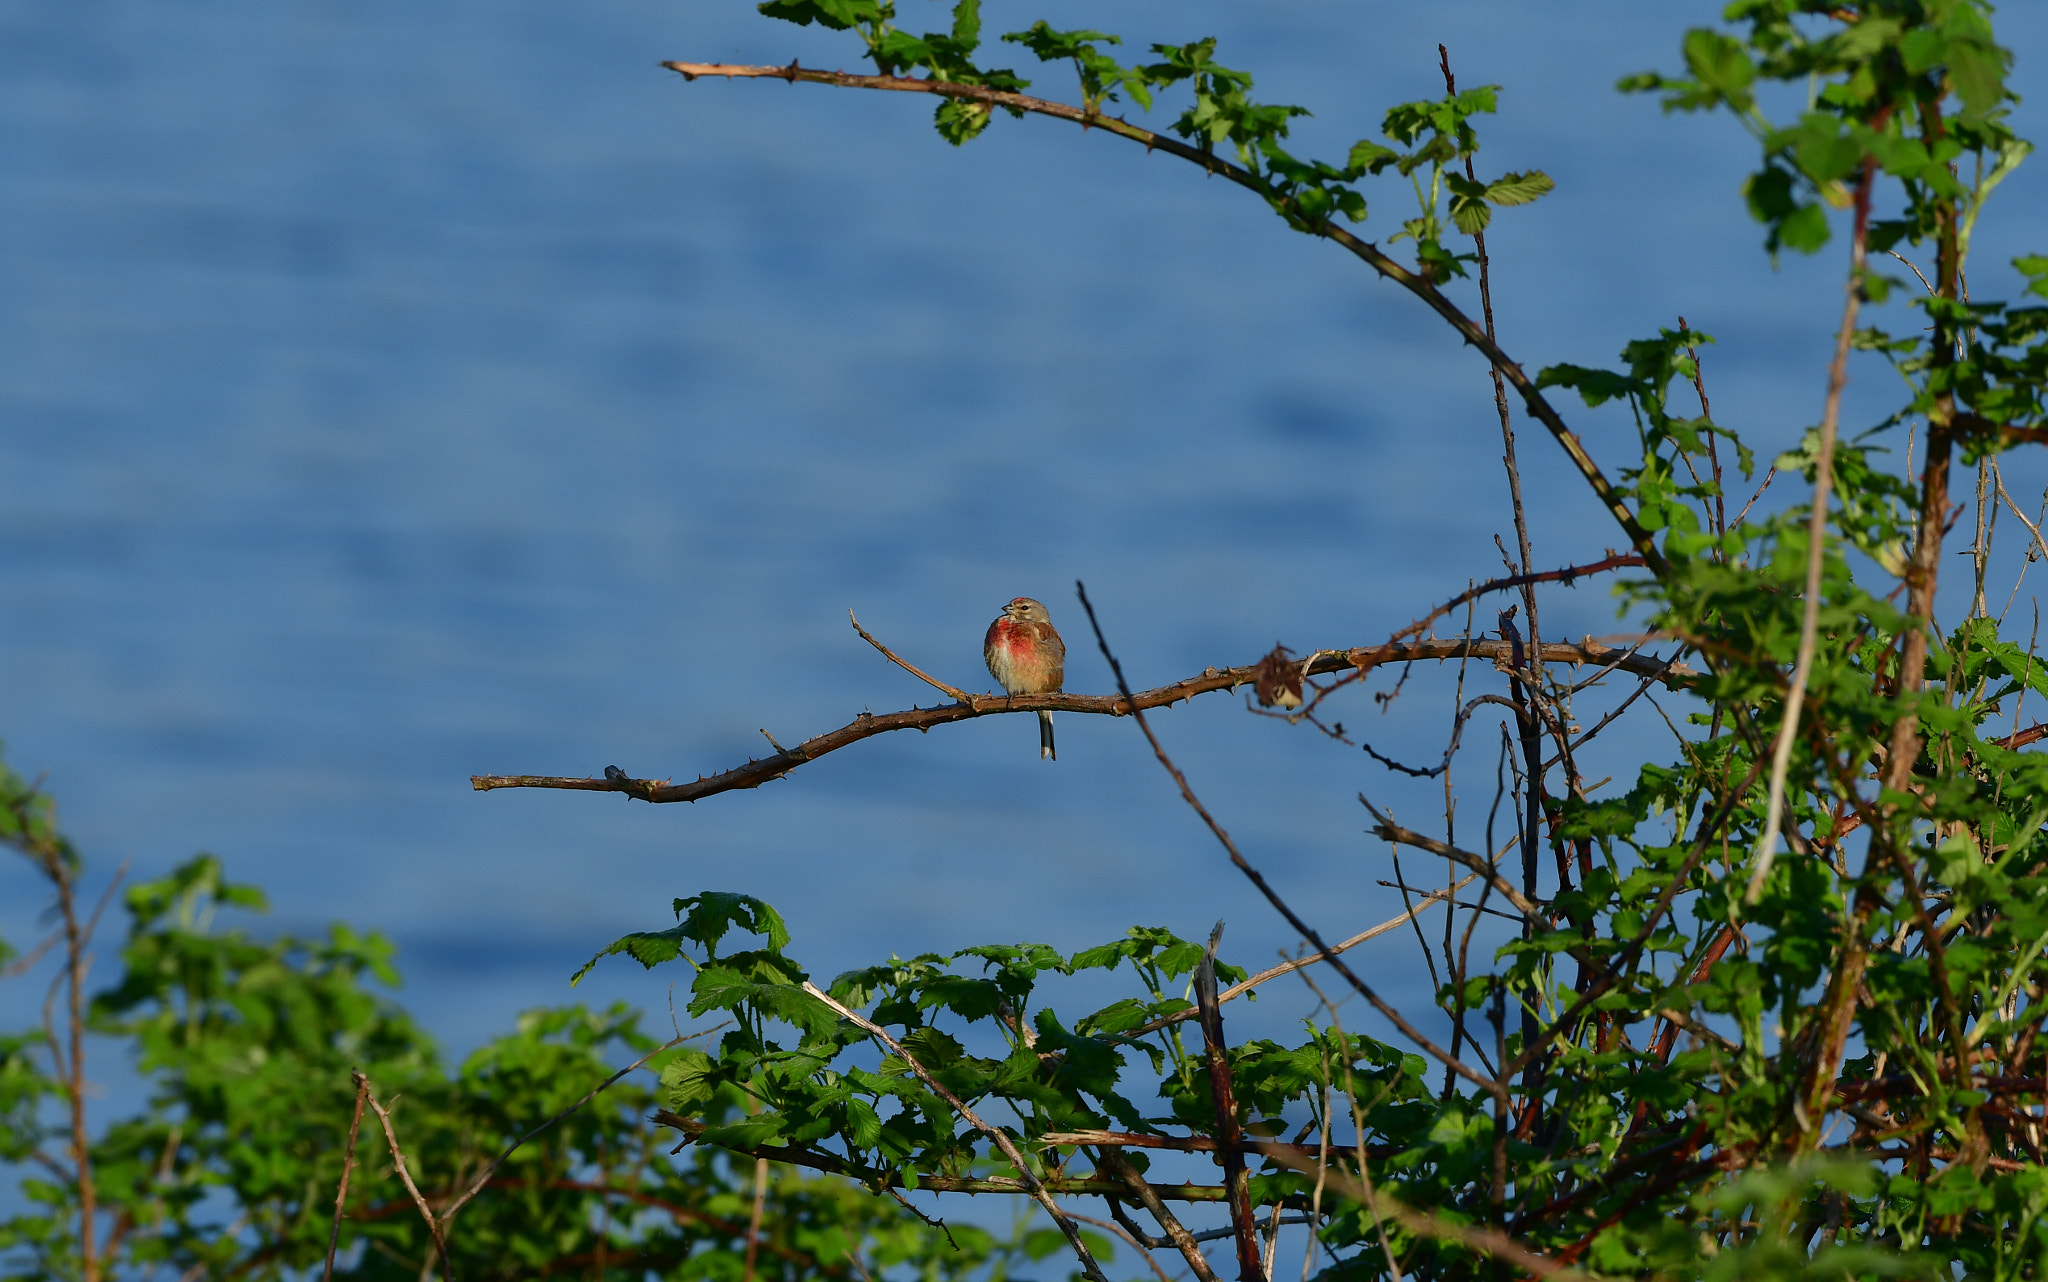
[357,1071,453,1281]
[848,609,968,701]
[322,1074,371,1282]
[473,639,1688,804]
[1361,806,1547,921]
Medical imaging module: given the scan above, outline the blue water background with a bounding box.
[4,0,2048,1089]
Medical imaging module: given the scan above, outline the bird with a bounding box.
[983,596,1066,761]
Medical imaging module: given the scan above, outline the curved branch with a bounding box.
[472,639,1692,804]
[661,61,1665,576]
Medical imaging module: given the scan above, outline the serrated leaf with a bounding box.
[675,892,791,958]
[1348,139,1398,173]
[845,1096,883,1150]
[1450,196,1491,235]
[1485,169,1554,206]
[571,925,689,986]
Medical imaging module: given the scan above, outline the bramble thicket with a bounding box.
[12,2,2048,1279]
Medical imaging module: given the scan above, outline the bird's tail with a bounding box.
[1038,710,1056,761]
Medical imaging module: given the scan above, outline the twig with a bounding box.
[0,928,60,979]
[1994,464,2048,563]
[800,982,1111,1282]
[1750,156,1878,904]
[1544,665,1674,769]
[743,1157,770,1282]
[1066,1212,1176,1282]
[1382,555,1646,652]
[882,1185,958,1248]
[848,609,969,701]
[661,61,1667,574]
[472,639,1691,804]
[357,1072,453,1281]
[1358,808,1545,921]
[1097,1148,1222,1282]
[1074,581,1506,1104]
[324,1074,372,1282]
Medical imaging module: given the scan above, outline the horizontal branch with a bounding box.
[661,60,1665,575]
[474,639,1691,804]
[653,1111,1239,1202]
[1042,1129,1396,1159]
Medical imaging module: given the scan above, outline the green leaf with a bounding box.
[1681,28,1754,106]
[756,0,885,32]
[1484,169,1554,206]
[571,925,689,985]
[677,892,792,957]
[1776,202,1831,254]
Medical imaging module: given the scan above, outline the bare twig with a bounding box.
[849,609,969,701]
[743,1157,770,1282]
[1750,156,1878,904]
[1097,1148,1223,1282]
[0,928,60,980]
[1066,1212,1176,1282]
[1359,808,1544,921]
[357,1072,453,1281]
[800,981,1111,1282]
[1074,582,1505,1103]
[472,639,1690,804]
[324,1073,372,1282]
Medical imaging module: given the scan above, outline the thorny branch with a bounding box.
[322,1075,371,1282]
[356,1072,454,1282]
[475,638,1687,803]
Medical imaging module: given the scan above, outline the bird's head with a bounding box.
[1004,597,1051,624]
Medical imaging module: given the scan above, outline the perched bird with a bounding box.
[983,596,1066,761]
